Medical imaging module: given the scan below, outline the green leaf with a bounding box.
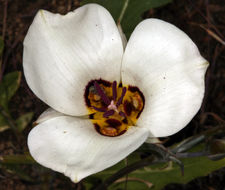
[0,153,35,165]
[0,124,9,132]
[84,140,225,190]
[0,112,33,133]
[0,71,21,110]
[0,153,36,182]
[124,157,225,190]
[88,155,225,190]
[0,36,3,56]
[16,112,34,132]
[0,114,9,132]
[0,164,35,182]
[81,0,172,38]
[84,153,141,188]
[0,71,21,131]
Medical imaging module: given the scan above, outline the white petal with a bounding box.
[145,137,162,144]
[122,19,209,137]
[23,4,123,116]
[28,116,148,182]
[35,108,64,124]
[117,23,127,49]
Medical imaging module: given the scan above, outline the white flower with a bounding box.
[23,4,209,182]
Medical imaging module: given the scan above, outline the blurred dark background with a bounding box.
[0,0,225,189]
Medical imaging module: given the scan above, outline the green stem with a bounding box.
[0,105,21,141]
[117,0,129,24]
[94,156,165,190]
[0,154,35,164]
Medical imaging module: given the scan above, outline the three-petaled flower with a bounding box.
[23,4,209,182]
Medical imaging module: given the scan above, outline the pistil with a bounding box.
[108,100,118,112]
[93,81,127,118]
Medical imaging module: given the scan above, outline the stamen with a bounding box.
[116,87,127,107]
[112,81,117,101]
[103,110,115,118]
[85,79,145,137]
[119,111,126,118]
[92,106,107,112]
[94,81,111,105]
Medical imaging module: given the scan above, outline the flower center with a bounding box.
[84,79,145,137]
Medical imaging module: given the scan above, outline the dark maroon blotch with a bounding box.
[122,118,128,124]
[128,85,145,119]
[128,86,139,92]
[84,80,95,107]
[94,123,101,133]
[106,119,122,128]
[84,79,112,107]
[118,130,126,136]
[89,114,94,119]
[123,100,133,116]
[97,79,112,87]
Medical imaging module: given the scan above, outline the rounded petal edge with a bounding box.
[28,116,148,182]
[35,108,65,124]
[23,4,123,116]
[122,18,209,137]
